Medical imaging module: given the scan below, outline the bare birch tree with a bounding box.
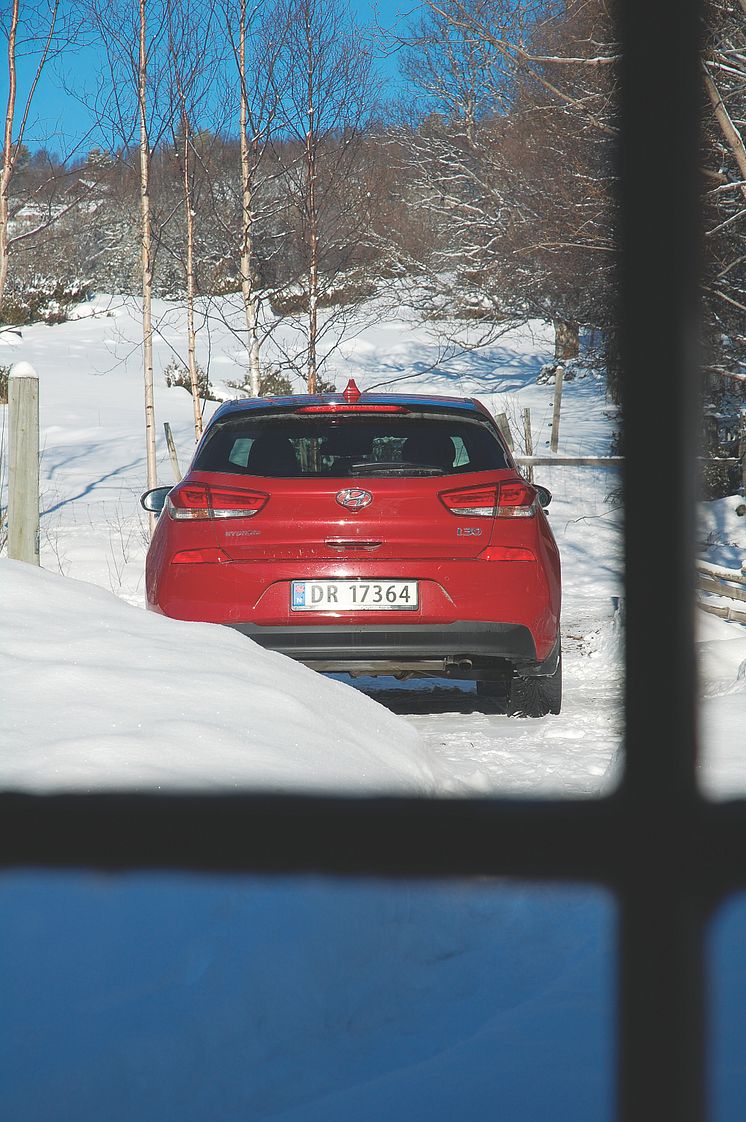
[702,1,746,378]
[0,0,24,315]
[399,0,619,369]
[138,0,158,527]
[86,0,170,533]
[219,0,288,395]
[273,0,379,392]
[166,0,221,439]
[0,0,82,315]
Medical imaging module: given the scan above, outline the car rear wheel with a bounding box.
[508,650,563,717]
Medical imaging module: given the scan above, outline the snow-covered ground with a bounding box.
[7,294,625,797]
[1,292,744,1121]
[0,290,743,796]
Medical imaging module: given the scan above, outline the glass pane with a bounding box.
[696,0,746,798]
[0,0,623,798]
[709,895,746,1120]
[0,873,614,1121]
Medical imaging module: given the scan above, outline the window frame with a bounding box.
[0,2,736,1120]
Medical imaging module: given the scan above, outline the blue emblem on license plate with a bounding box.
[292,583,306,607]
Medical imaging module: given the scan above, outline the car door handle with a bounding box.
[325,539,382,551]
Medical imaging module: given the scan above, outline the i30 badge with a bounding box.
[336,488,373,511]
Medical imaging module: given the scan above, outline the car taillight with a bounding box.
[166,482,268,520]
[439,481,537,518]
[439,484,498,517]
[496,480,537,518]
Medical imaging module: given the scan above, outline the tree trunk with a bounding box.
[139,0,157,535]
[703,68,746,199]
[239,0,261,396]
[180,112,203,441]
[554,319,579,361]
[0,0,19,315]
[305,60,318,394]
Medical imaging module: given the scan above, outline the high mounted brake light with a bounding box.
[166,482,268,520]
[296,404,407,414]
[439,480,537,518]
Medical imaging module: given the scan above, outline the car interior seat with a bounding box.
[401,430,455,472]
[245,434,298,476]
[320,428,374,473]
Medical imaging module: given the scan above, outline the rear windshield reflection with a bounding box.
[194,416,510,478]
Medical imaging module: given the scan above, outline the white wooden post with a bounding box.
[550,365,564,453]
[8,362,40,565]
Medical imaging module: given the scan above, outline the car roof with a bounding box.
[209,390,494,424]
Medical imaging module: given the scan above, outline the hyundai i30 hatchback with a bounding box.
[142,380,562,715]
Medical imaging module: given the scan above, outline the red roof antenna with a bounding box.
[343,378,361,403]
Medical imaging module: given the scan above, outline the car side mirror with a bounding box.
[535,485,552,509]
[140,486,172,515]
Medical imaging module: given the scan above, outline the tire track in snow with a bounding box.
[341,603,624,798]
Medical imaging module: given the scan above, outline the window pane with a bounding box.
[0,0,624,799]
[709,895,746,1120]
[0,873,614,1121]
[697,2,746,798]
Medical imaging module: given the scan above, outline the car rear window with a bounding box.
[193,413,509,478]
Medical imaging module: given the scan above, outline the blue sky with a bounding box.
[8,0,417,159]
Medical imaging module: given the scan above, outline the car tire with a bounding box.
[508,650,563,717]
[475,676,511,714]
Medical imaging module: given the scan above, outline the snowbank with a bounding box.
[696,496,746,796]
[698,492,746,571]
[0,560,435,794]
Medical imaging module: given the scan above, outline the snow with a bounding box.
[696,494,746,797]
[1,290,744,1120]
[0,560,433,794]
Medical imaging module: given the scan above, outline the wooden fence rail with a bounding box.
[695,560,746,624]
[515,456,740,467]
[515,456,624,467]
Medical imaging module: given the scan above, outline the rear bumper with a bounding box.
[227,620,559,677]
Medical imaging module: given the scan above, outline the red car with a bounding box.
[141,380,562,715]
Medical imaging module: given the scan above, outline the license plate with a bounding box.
[291,580,418,611]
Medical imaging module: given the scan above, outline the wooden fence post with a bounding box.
[8,362,40,565]
[550,366,564,453]
[164,422,182,482]
[496,412,514,450]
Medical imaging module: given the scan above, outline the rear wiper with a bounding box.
[350,461,445,476]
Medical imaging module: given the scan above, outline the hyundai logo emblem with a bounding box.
[336,488,373,511]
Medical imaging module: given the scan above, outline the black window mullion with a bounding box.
[619,0,703,804]
[620,883,708,1122]
[617,0,706,1118]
